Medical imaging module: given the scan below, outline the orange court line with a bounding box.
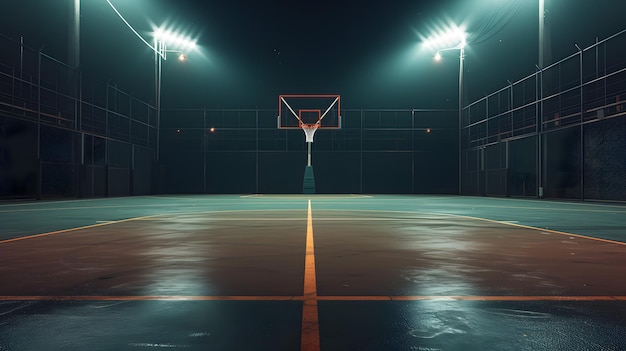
[0,295,302,301]
[1,295,626,302]
[407,295,626,301]
[301,199,320,351]
[319,295,626,301]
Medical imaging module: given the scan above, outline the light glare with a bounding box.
[153,26,197,51]
[422,24,467,51]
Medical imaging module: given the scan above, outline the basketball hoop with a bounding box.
[301,123,319,143]
[276,94,342,194]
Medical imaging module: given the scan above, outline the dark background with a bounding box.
[1,1,625,197]
[3,0,625,108]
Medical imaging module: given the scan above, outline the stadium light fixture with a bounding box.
[153,28,197,60]
[423,24,468,195]
[72,0,200,163]
[152,28,197,160]
[422,25,467,52]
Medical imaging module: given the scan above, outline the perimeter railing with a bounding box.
[462,28,626,201]
[0,34,157,198]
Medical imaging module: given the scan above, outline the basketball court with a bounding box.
[1,195,626,350]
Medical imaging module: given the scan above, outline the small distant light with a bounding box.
[426,128,431,133]
[210,127,215,132]
[177,129,181,133]
[434,53,442,61]
[178,54,187,61]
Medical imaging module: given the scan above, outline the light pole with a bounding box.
[424,25,467,195]
[539,0,545,68]
[71,1,198,195]
[153,29,196,161]
[537,0,547,199]
[89,0,198,162]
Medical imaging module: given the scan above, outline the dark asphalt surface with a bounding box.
[319,300,626,351]
[1,300,625,351]
[0,300,302,351]
[1,195,625,350]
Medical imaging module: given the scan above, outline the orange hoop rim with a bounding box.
[300,122,320,129]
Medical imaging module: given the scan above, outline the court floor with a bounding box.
[1,195,626,350]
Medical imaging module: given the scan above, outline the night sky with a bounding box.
[2,0,625,109]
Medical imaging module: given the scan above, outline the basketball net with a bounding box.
[301,123,319,143]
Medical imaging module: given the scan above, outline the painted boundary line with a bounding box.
[241,194,372,199]
[1,295,625,301]
[0,210,309,245]
[440,213,626,247]
[0,215,161,245]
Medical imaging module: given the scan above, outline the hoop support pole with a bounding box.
[307,142,312,166]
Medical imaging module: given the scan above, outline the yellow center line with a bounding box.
[301,200,320,351]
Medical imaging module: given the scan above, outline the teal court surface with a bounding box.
[1,195,626,350]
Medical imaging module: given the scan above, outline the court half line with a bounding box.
[1,295,625,301]
[301,199,320,351]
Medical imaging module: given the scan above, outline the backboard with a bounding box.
[277,94,341,130]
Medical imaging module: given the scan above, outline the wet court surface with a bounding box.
[1,195,626,350]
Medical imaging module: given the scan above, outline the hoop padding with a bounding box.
[302,123,319,143]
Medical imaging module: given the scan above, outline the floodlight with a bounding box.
[152,26,198,161]
[422,24,467,51]
[184,40,197,50]
[153,27,197,51]
[422,22,467,196]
